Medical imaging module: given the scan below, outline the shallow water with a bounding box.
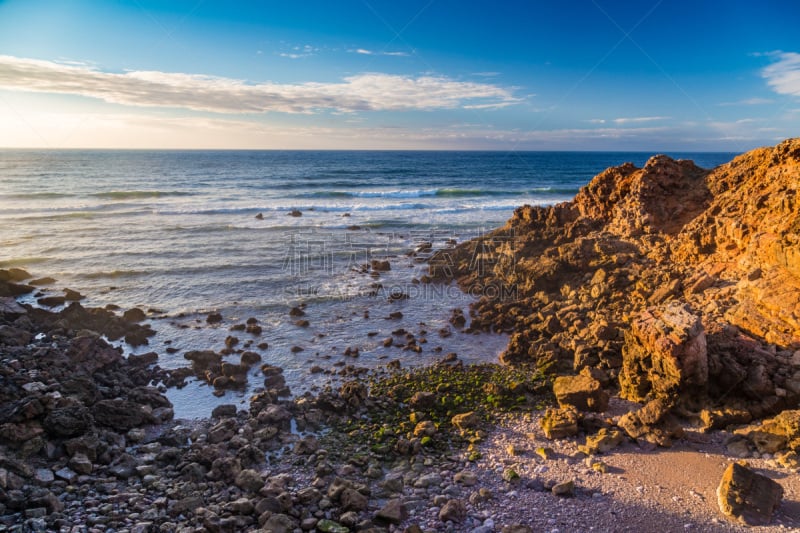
[0,149,736,417]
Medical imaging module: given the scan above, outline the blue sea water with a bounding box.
[0,150,736,417]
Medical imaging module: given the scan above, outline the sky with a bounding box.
[0,0,798,151]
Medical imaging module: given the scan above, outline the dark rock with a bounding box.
[123,308,147,322]
[211,404,238,418]
[206,312,223,324]
[371,260,391,272]
[43,406,93,438]
[438,499,467,523]
[37,295,66,307]
[94,398,149,431]
[63,288,84,301]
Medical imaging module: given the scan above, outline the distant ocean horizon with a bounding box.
[0,149,737,417]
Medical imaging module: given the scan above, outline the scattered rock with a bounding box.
[717,462,783,526]
[553,372,609,412]
[438,498,467,523]
[541,408,579,439]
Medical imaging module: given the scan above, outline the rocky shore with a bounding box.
[1,139,799,532]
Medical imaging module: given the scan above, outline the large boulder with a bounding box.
[93,398,149,431]
[43,405,93,438]
[717,462,783,525]
[619,302,707,403]
[553,371,608,412]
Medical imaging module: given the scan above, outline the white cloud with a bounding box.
[718,97,774,106]
[0,55,519,114]
[612,116,670,124]
[763,51,800,97]
[350,48,409,57]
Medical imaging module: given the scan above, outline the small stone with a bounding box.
[438,498,467,523]
[375,498,408,524]
[454,470,478,487]
[235,469,264,492]
[535,446,555,460]
[552,480,575,497]
[316,519,348,533]
[451,411,480,431]
[541,408,579,439]
[68,453,93,475]
[34,468,54,484]
[502,468,520,483]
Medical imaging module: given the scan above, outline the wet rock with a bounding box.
[123,308,147,322]
[206,312,223,324]
[553,372,608,412]
[37,295,66,307]
[371,259,391,272]
[409,391,436,409]
[717,462,783,526]
[288,209,302,217]
[211,404,237,418]
[63,288,84,301]
[541,407,579,439]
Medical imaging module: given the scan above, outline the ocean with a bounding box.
[0,150,736,417]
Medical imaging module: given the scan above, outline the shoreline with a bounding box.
[1,279,798,531]
[1,140,799,531]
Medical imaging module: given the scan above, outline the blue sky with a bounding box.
[0,0,798,150]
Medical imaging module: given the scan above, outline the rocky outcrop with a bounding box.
[619,302,707,404]
[432,138,800,422]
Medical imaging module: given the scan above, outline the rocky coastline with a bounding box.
[1,139,799,532]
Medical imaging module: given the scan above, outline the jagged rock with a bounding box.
[339,487,368,512]
[42,406,93,438]
[438,498,467,523]
[553,373,608,412]
[375,498,407,524]
[93,398,149,431]
[451,411,480,431]
[541,407,579,439]
[619,302,707,403]
[717,462,783,525]
[235,469,264,492]
[551,480,575,497]
[617,398,683,447]
[123,308,147,322]
[580,428,625,454]
[734,410,800,454]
